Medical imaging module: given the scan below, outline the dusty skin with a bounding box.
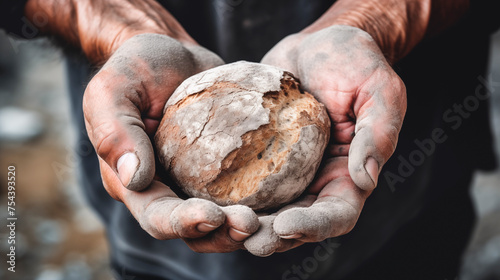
[84,25,405,257]
[84,33,264,254]
[241,25,407,256]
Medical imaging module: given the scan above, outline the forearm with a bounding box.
[302,0,469,63]
[25,0,196,64]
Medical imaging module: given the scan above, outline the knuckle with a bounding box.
[394,75,406,93]
[379,124,399,151]
[92,121,115,142]
[92,122,121,158]
[389,75,408,109]
[140,206,170,240]
[83,73,106,102]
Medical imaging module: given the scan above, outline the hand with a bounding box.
[83,33,259,252]
[244,25,407,256]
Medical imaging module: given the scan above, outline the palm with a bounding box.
[244,25,406,256]
[85,34,261,253]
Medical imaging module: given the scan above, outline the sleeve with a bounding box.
[0,0,33,38]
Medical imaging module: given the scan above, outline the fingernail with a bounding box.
[229,228,251,242]
[117,152,139,187]
[197,223,218,233]
[279,233,303,239]
[365,157,379,186]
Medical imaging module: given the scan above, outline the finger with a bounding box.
[100,160,226,240]
[222,205,260,241]
[183,225,244,253]
[169,198,226,238]
[274,176,367,243]
[272,195,316,240]
[182,205,260,253]
[84,35,199,191]
[84,71,155,191]
[273,197,356,242]
[122,184,226,240]
[121,186,227,241]
[348,73,407,191]
[275,240,304,253]
[276,194,317,214]
[137,195,226,240]
[243,195,313,255]
[253,196,314,218]
[244,216,297,257]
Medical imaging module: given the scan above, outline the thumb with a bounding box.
[348,76,407,191]
[348,119,397,191]
[83,72,155,191]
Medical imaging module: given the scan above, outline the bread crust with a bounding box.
[155,61,330,210]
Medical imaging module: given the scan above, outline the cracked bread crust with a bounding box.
[155,61,330,210]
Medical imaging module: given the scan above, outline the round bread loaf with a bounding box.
[155,61,330,210]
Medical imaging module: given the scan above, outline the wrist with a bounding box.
[73,0,194,65]
[26,0,196,65]
[300,0,431,64]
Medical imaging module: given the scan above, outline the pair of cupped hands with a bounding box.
[84,25,406,256]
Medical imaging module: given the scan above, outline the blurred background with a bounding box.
[0,32,111,280]
[0,29,499,280]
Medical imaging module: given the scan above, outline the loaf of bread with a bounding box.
[155,61,330,210]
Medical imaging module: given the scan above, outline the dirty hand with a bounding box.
[244,25,407,256]
[83,34,259,252]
